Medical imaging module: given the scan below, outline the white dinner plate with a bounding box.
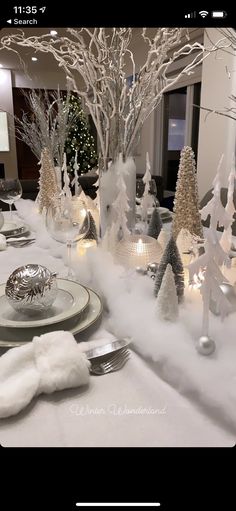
[0,222,30,237]
[0,287,103,348]
[0,278,89,328]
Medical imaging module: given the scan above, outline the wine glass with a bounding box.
[46,197,90,280]
[0,179,22,221]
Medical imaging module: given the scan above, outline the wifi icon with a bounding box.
[199,10,209,17]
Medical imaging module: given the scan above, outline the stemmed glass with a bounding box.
[46,197,90,280]
[0,179,22,220]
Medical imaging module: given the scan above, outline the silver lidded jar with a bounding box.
[5,264,58,315]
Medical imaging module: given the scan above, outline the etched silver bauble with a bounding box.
[196,336,216,356]
[147,262,159,279]
[5,264,58,315]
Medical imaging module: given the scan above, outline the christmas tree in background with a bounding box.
[37,147,59,213]
[84,212,98,242]
[64,93,98,174]
[148,208,162,239]
[156,264,179,321]
[172,146,203,241]
[154,236,184,302]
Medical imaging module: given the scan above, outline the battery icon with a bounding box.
[211,11,227,18]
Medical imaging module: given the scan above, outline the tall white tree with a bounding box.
[71,150,82,197]
[140,152,152,222]
[62,152,72,198]
[112,167,131,240]
[220,155,236,254]
[189,154,232,337]
[188,230,232,336]
[156,263,179,321]
[200,154,230,230]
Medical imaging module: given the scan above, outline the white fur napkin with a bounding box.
[0,331,90,419]
[0,233,7,251]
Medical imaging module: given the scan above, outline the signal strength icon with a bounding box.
[199,10,209,18]
[185,12,196,18]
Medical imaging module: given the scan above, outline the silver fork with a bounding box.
[7,239,35,247]
[90,348,130,375]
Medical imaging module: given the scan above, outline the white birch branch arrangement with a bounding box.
[0,28,221,169]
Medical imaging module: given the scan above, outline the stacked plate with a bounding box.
[0,278,103,349]
[0,220,31,238]
[158,207,173,223]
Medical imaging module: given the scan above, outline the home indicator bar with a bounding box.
[76,504,161,508]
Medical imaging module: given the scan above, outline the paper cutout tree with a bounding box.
[172,146,203,241]
[154,236,184,302]
[112,165,131,240]
[140,153,152,222]
[156,263,179,321]
[37,147,59,213]
[62,153,72,198]
[220,156,236,254]
[188,154,232,337]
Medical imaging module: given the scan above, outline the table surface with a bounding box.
[0,210,234,447]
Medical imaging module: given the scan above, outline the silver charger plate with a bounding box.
[0,278,89,328]
[84,338,130,360]
[0,287,103,348]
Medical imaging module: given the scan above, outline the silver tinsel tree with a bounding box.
[172,146,203,241]
[147,208,163,239]
[154,236,184,302]
[37,148,59,214]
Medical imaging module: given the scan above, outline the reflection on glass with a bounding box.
[168,118,186,151]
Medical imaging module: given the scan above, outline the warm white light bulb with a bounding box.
[31,57,38,62]
[136,238,144,254]
[50,30,58,36]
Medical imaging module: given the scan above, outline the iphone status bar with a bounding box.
[0,6,234,28]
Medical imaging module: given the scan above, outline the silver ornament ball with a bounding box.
[196,336,216,356]
[5,264,58,315]
[147,262,159,274]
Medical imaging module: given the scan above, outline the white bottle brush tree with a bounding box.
[188,155,232,337]
[156,263,179,321]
